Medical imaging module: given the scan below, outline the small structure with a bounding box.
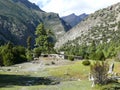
[49,54,61,60]
[48,52,65,60]
[74,56,83,60]
[59,51,65,59]
[39,51,83,60]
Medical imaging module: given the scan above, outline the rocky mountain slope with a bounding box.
[0,0,71,46]
[55,2,120,49]
[62,13,88,27]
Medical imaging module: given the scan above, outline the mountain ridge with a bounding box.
[0,0,70,46]
[55,2,120,49]
[62,13,88,27]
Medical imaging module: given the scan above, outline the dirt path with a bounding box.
[0,57,77,73]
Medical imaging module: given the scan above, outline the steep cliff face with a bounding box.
[55,3,120,49]
[0,0,70,46]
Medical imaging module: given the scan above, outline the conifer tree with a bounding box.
[35,23,54,54]
[27,36,32,50]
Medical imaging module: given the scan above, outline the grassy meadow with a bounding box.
[0,59,120,90]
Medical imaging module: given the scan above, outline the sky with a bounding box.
[29,0,120,16]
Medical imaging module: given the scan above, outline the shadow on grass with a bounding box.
[0,74,60,87]
[102,83,120,90]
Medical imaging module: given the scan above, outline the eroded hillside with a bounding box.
[55,3,120,49]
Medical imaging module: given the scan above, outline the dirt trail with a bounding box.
[0,58,76,73]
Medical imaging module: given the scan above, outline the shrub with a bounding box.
[0,43,27,66]
[3,52,14,66]
[26,50,33,61]
[95,50,105,61]
[34,48,41,57]
[12,46,27,63]
[89,51,105,61]
[15,46,26,55]
[90,61,109,85]
[68,56,74,61]
[102,83,120,90]
[82,60,91,66]
[0,54,3,66]
[20,55,27,62]
[115,52,120,62]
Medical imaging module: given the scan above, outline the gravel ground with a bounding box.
[0,57,77,72]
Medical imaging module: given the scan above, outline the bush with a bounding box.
[3,52,14,66]
[14,46,26,55]
[0,54,3,66]
[89,51,105,61]
[0,43,15,66]
[34,48,41,57]
[0,43,27,66]
[20,55,27,62]
[68,56,74,61]
[12,46,27,63]
[115,52,120,62]
[82,60,91,66]
[90,61,109,85]
[96,51,105,61]
[26,50,33,61]
[102,83,120,90]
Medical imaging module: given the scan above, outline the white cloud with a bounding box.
[29,0,120,16]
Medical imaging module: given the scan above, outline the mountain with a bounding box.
[0,0,71,46]
[55,2,120,49]
[62,13,88,27]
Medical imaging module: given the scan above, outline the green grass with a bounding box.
[0,60,120,90]
[0,80,96,90]
[48,61,90,80]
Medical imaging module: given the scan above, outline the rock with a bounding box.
[78,79,81,81]
[51,61,55,65]
[19,66,22,68]
[7,69,11,71]
[51,81,60,85]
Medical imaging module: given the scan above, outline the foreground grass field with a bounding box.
[0,59,120,90]
[0,80,92,90]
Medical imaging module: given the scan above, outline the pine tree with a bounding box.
[35,23,54,55]
[27,36,32,50]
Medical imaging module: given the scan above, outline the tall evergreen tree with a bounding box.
[35,23,54,54]
[27,36,32,50]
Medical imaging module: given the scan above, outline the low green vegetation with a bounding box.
[0,42,27,66]
[60,40,120,61]
[48,61,90,80]
[48,60,120,90]
[82,60,91,66]
[68,55,74,61]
